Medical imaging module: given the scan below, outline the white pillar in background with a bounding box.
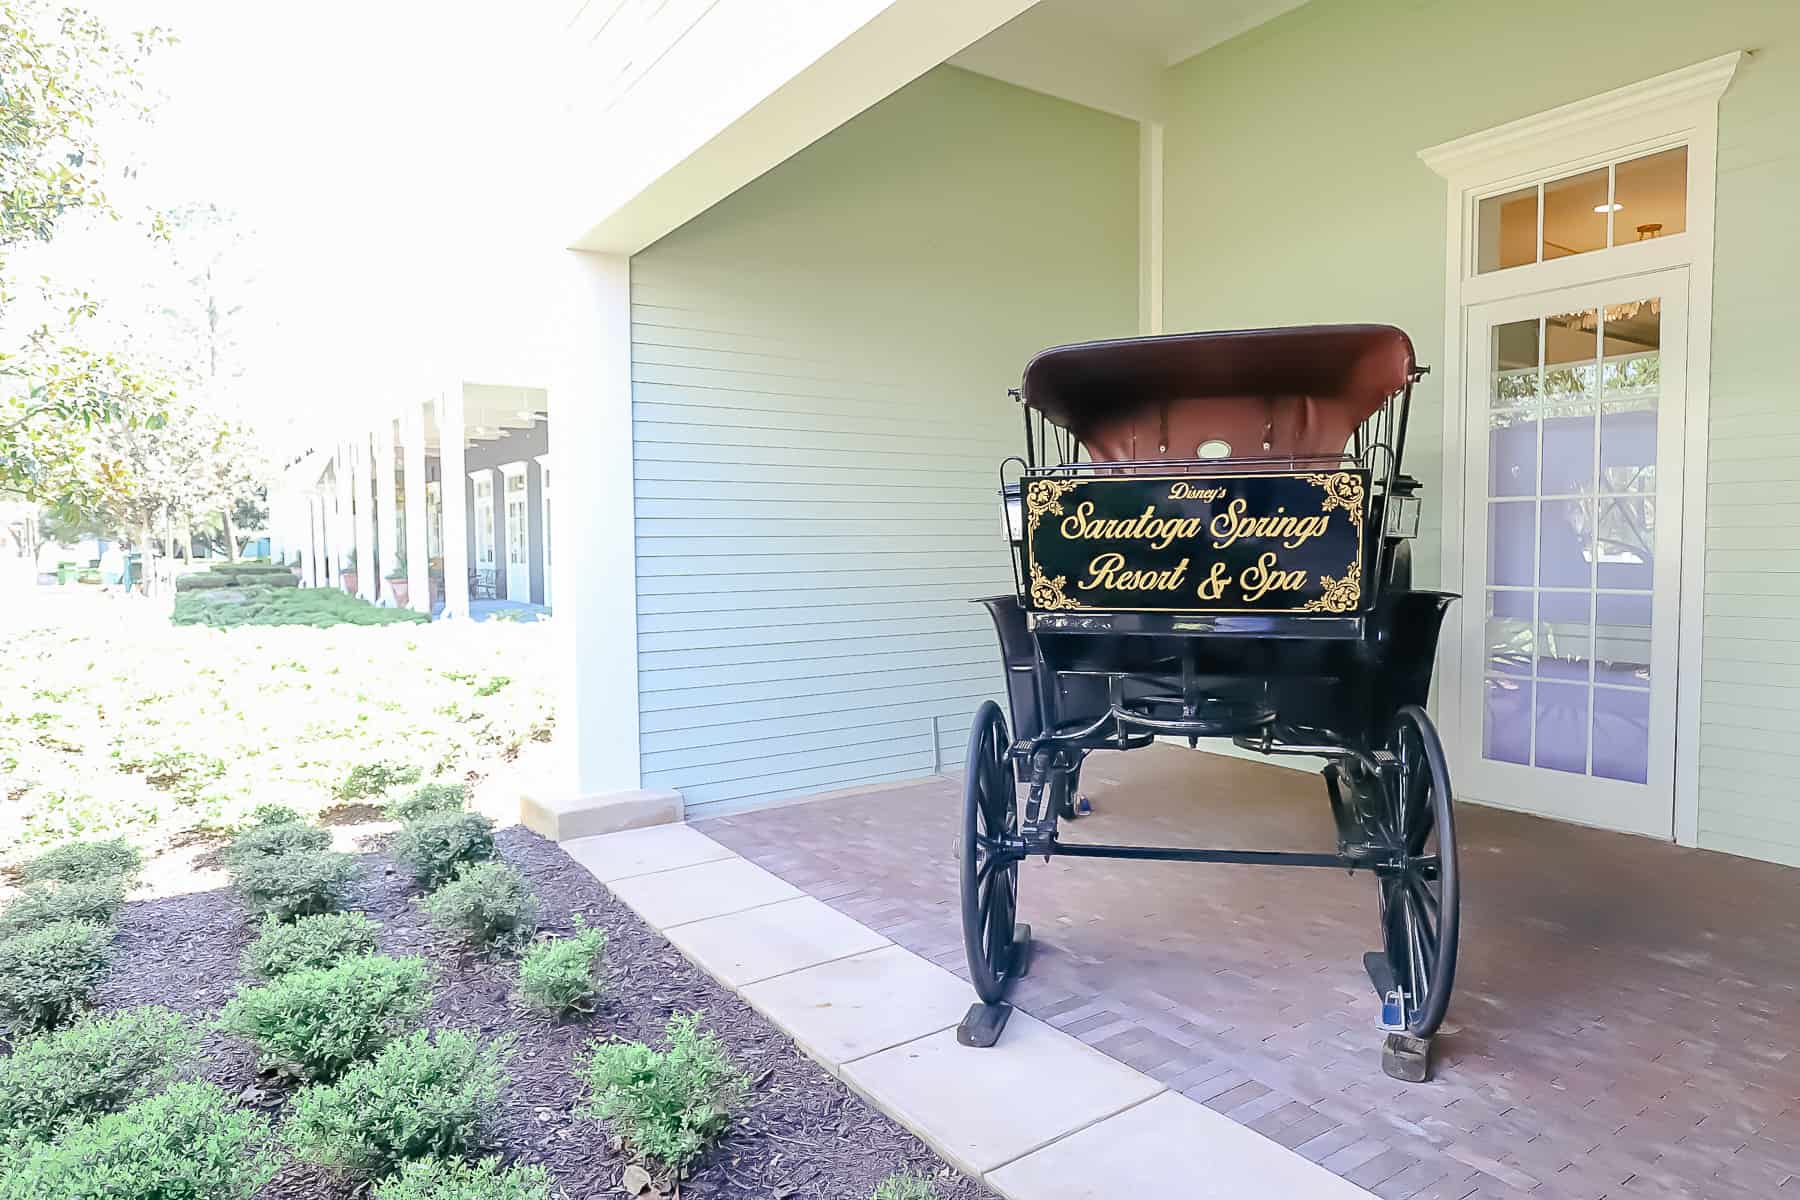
[331,447,351,590]
[374,419,398,606]
[401,403,430,615]
[552,250,642,799]
[352,435,377,602]
[437,384,470,620]
[313,485,331,582]
[298,493,315,585]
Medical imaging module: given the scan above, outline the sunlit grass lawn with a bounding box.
[0,599,555,868]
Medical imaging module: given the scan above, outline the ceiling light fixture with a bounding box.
[1593,202,1623,213]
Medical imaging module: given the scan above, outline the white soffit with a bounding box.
[950,0,1308,121]
[560,0,1042,255]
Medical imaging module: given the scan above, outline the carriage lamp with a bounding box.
[1000,482,1024,545]
[1385,493,1422,539]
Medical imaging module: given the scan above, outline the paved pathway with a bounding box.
[698,746,1800,1199]
[565,821,1374,1197]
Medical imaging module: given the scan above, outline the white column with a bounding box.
[330,452,350,588]
[552,250,642,800]
[402,402,430,615]
[313,490,331,586]
[374,419,398,606]
[352,435,377,602]
[437,385,470,620]
[298,494,315,585]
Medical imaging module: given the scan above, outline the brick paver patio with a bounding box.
[699,744,1800,1199]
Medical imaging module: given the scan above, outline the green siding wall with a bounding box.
[629,67,1138,816]
[1162,0,1800,865]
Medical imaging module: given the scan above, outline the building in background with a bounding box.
[289,0,1800,870]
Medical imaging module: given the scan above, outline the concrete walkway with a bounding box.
[564,822,1372,1197]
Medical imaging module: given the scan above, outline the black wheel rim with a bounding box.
[1378,705,1460,1038]
[960,701,1017,1004]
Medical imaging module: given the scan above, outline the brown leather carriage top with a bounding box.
[1019,325,1415,464]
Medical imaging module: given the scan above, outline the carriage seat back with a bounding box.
[1021,324,1415,466]
[1079,393,1360,463]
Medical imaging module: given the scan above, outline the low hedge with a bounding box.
[373,1157,559,1200]
[421,862,538,952]
[0,1006,198,1146]
[20,838,141,884]
[0,920,114,1034]
[282,1028,512,1176]
[216,953,432,1081]
[0,877,128,935]
[242,912,381,980]
[173,586,428,629]
[231,848,358,921]
[392,810,496,889]
[0,1082,280,1200]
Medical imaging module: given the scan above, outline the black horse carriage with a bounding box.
[962,324,1460,1081]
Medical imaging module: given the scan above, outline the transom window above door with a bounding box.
[1476,146,1687,274]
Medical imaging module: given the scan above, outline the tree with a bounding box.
[154,203,263,560]
[0,0,173,510]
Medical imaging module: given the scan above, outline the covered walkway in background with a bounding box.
[275,385,553,621]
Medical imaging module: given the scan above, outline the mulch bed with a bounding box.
[92,825,992,1199]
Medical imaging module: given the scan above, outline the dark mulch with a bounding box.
[94,826,991,1200]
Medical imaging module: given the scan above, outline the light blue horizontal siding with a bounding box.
[628,66,1138,817]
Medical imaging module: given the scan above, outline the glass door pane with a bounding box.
[1479,298,1662,785]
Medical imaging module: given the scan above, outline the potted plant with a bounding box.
[386,550,408,607]
[340,549,358,596]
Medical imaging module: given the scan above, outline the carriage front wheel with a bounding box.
[960,701,1021,1005]
[1377,704,1460,1042]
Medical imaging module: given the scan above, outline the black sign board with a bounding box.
[1022,470,1368,614]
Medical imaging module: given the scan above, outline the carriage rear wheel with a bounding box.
[1377,705,1460,1040]
[961,701,1021,1005]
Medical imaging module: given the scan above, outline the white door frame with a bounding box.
[533,453,551,608]
[1460,271,1688,837]
[469,470,497,580]
[1420,51,1739,846]
[499,460,530,603]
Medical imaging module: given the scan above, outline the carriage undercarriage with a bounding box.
[960,324,1463,1083]
[957,696,1460,1082]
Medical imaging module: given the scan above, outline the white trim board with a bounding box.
[1421,52,1741,847]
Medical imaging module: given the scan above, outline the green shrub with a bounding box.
[172,585,428,628]
[0,1082,279,1200]
[173,571,237,592]
[231,848,358,920]
[0,920,113,1034]
[0,1006,198,1146]
[242,911,381,979]
[873,1173,940,1200]
[216,953,431,1081]
[374,1156,560,1200]
[575,1011,748,1171]
[20,837,141,884]
[385,781,467,822]
[516,919,607,1015]
[421,862,538,952]
[224,819,330,864]
[248,802,304,825]
[337,760,423,801]
[392,810,496,888]
[283,1028,511,1176]
[0,876,127,934]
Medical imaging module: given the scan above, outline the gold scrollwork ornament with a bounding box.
[1024,478,1080,533]
[1303,471,1365,529]
[1029,562,1082,611]
[1300,562,1361,613]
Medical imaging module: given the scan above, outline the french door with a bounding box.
[1458,268,1687,837]
[501,464,530,602]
